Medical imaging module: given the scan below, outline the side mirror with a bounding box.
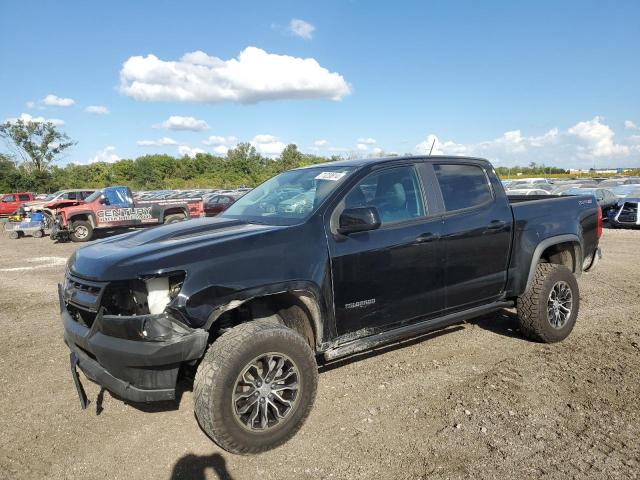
[338,207,381,235]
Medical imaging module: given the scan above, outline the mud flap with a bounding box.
[70,352,89,409]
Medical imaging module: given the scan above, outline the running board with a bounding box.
[323,301,514,362]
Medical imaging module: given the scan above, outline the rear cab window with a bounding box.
[434,164,493,212]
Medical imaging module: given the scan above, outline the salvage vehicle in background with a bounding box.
[607,198,640,228]
[51,186,204,242]
[0,192,35,217]
[60,156,602,454]
[203,193,243,217]
[560,187,618,216]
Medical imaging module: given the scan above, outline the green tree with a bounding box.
[0,153,18,192]
[280,144,303,170]
[0,119,76,172]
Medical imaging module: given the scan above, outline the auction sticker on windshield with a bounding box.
[315,171,347,181]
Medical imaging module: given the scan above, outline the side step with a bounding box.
[323,301,514,362]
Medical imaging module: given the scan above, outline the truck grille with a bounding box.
[64,274,108,313]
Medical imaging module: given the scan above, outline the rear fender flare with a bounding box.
[525,234,582,291]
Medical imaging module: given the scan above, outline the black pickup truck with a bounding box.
[60,156,602,454]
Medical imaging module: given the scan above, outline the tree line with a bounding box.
[1,120,637,194]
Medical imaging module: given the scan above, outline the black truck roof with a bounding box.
[303,155,492,169]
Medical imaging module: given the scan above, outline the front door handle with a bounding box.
[484,220,507,232]
[415,232,439,244]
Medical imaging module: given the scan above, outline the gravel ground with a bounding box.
[0,228,638,480]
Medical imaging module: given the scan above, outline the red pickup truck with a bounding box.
[51,186,204,242]
[0,192,35,217]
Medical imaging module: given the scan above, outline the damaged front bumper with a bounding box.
[50,220,69,242]
[59,284,208,404]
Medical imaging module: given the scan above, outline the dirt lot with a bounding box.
[0,228,638,480]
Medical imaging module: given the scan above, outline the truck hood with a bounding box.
[69,217,288,281]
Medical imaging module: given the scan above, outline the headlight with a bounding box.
[143,272,185,314]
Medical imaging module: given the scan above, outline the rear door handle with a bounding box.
[415,232,439,243]
[484,220,506,232]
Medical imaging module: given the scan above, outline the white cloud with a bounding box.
[26,101,35,109]
[154,115,209,131]
[313,139,328,147]
[85,105,110,115]
[356,143,369,151]
[289,19,315,40]
[414,116,637,168]
[213,145,229,155]
[119,47,351,104]
[624,120,639,130]
[357,137,376,145]
[371,147,384,156]
[42,94,75,107]
[178,145,206,157]
[90,146,120,163]
[137,137,177,147]
[251,134,286,157]
[568,116,629,157]
[202,135,238,146]
[5,112,64,126]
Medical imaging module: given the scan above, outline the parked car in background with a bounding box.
[560,188,618,215]
[27,189,96,220]
[506,188,551,196]
[505,178,551,189]
[0,192,35,217]
[607,198,640,228]
[610,185,640,198]
[203,193,243,216]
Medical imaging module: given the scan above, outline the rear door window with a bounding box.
[434,164,493,212]
[18,194,30,201]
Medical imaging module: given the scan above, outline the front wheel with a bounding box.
[194,319,318,454]
[69,220,93,242]
[517,263,580,343]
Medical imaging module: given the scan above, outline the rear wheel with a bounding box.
[517,263,579,343]
[164,213,186,224]
[194,319,318,454]
[32,230,44,238]
[8,231,20,240]
[70,220,93,242]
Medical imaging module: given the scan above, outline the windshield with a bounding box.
[83,190,103,203]
[45,191,62,201]
[222,166,354,225]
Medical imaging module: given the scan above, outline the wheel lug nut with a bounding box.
[260,398,265,404]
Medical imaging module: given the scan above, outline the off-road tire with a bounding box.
[194,319,318,454]
[32,229,44,238]
[69,220,93,242]
[8,231,20,240]
[163,214,186,224]
[517,263,579,343]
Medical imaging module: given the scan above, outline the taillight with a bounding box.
[596,206,602,239]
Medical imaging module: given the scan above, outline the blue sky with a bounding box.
[1,0,639,168]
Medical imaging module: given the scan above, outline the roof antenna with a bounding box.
[428,138,436,156]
